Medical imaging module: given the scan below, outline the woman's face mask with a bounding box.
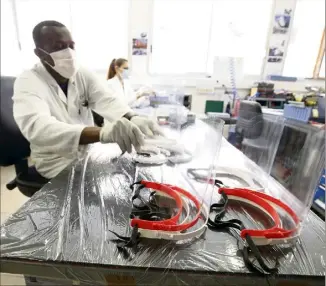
[121,68,129,79]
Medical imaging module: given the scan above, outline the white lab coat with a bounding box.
[13,63,132,179]
[107,75,138,107]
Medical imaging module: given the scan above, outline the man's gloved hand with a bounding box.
[100,118,145,153]
[130,116,164,138]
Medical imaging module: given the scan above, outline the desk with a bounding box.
[262,108,284,116]
[1,121,325,286]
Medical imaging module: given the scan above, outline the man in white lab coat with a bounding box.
[13,20,161,179]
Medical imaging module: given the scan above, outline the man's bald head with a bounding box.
[32,20,66,48]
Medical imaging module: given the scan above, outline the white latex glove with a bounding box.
[136,86,155,98]
[100,118,145,153]
[130,116,164,138]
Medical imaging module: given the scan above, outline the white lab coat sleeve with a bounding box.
[13,76,85,159]
[82,69,132,122]
[126,82,138,106]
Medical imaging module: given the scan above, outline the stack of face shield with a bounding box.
[133,137,192,165]
[208,185,300,274]
[110,162,301,275]
[110,180,209,246]
[187,166,301,274]
[110,177,300,274]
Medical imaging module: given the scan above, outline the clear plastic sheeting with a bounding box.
[268,124,325,221]
[1,121,325,286]
[234,102,285,174]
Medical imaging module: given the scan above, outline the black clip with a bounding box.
[214,179,225,188]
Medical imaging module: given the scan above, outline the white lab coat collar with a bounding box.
[34,62,77,105]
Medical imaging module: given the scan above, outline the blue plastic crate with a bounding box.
[313,170,325,211]
[283,104,312,123]
[314,185,325,210]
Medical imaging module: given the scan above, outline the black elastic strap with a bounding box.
[131,184,145,201]
[208,217,278,274]
[130,181,143,189]
[211,190,228,209]
[208,191,279,274]
[243,234,278,274]
[208,218,243,230]
[109,225,140,249]
[130,190,171,220]
[131,185,172,221]
[133,211,171,221]
[209,190,228,220]
[132,191,158,211]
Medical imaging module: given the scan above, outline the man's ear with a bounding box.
[34,48,54,66]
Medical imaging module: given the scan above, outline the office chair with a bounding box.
[0,76,49,197]
[235,100,264,145]
[235,100,284,173]
[235,100,268,168]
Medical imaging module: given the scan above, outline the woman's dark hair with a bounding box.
[107,58,128,80]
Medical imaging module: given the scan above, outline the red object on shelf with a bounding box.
[232,99,241,117]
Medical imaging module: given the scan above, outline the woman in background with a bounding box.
[107,58,151,107]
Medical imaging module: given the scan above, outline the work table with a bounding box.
[1,120,325,286]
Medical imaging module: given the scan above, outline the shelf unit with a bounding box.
[254,98,286,109]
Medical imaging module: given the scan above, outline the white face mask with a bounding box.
[121,69,129,79]
[39,47,79,79]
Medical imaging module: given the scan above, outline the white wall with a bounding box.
[120,0,325,114]
[5,0,323,114]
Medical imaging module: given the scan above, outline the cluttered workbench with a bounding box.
[1,119,325,286]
